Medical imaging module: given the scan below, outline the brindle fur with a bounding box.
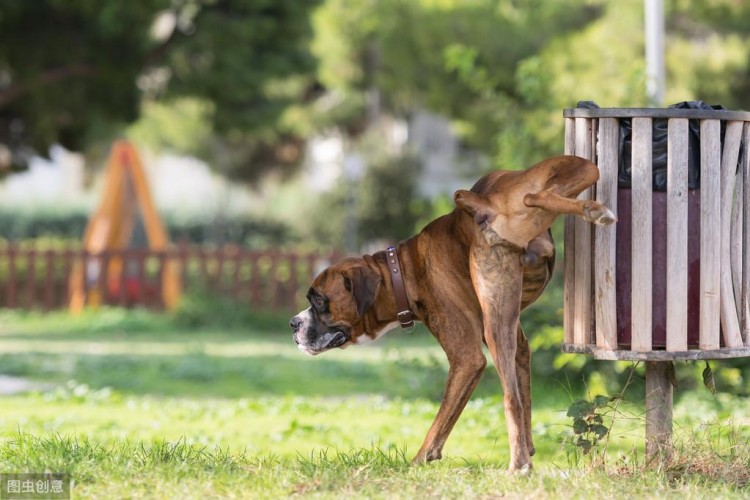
[291,155,614,471]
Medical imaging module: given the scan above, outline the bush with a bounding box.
[172,289,289,330]
[0,209,294,248]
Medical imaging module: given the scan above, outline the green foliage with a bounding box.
[356,153,426,244]
[0,307,174,335]
[0,210,89,241]
[0,0,321,181]
[702,361,716,395]
[127,98,214,159]
[0,1,161,155]
[308,148,433,248]
[2,0,749,185]
[310,0,750,173]
[312,0,603,169]
[172,289,267,330]
[0,209,293,247]
[565,395,615,457]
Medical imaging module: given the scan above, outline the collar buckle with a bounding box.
[387,246,415,333]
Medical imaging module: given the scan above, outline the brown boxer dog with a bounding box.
[290,155,614,471]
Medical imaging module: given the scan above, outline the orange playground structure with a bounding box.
[69,140,180,312]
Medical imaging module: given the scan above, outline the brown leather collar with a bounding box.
[386,246,415,332]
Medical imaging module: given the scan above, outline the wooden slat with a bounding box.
[250,253,262,305]
[719,121,744,348]
[731,170,743,328]
[631,117,653,351]
[565,107,750,121]
[7,244,17,308]
[595,117,619,350]
[63,247,76,307]
[288,254,299,309]
[666,118,689,352]
[742,123,750,345]
[97,252,109,308]
[271,252,283,309]
[562,343,750,361]
[231,251,242,297]
[43,249,55,310]
[574,117,594,345]
[134,249,146,304]
[563,117,576,345]
[26,248,37,309]
[699,120,722,350]
[118,251,128,308]
[564,117,575,155]
[154,251,164,309]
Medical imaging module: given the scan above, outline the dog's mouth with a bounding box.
[298,330,349,356]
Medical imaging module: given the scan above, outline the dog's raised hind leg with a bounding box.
[524,190,616,225]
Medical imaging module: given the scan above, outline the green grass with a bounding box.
[0,308,749,498]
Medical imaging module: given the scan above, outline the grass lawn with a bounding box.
[0,308,749,498]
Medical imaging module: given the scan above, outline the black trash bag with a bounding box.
[577,100,728,191]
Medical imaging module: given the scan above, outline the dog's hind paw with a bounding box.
[583,204,617,225]
[509,462,533,475]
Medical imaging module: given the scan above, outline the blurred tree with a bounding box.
[312,0,750,171]
[669,0,750,110]
[356,152,424,245]
[0,0,320,180]
[307,148,426,249]
[311,0,603,169]
[6,1,745,187]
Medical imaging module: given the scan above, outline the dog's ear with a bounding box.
[342,265,382,317]
[454,190,493,227]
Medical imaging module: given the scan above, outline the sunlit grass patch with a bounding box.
[1,308,749,497]
[2,430,749,499]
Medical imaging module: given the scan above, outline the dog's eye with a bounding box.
[474,212,489,228]
[312,294,325,310]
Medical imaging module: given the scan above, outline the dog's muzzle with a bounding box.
[290,310,349,355]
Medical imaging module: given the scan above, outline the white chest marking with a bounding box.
[353,321,399,345]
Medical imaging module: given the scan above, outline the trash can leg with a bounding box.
[645,361,673,462]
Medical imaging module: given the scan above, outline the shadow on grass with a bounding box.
[0,307,583,407]
[0,348,583,411]
[0,348,455,400]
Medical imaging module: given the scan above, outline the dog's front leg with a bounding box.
[412,306,486,464]
[471,245,531,472]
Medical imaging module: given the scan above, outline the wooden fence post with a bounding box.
[645,361,673,463]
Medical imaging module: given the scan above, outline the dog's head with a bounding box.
[290,257,384,355]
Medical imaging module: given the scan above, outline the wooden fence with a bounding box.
[0,244,341,312]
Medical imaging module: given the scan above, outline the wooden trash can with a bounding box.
[561,107,750,459]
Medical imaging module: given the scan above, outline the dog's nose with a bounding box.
[289,316,302,332]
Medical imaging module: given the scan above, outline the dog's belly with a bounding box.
[520,257,554,309]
